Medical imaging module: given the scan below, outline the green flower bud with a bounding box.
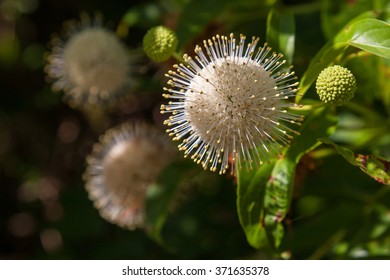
[143,26,178,63]
[316,65,356,106]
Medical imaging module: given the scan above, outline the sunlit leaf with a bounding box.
[264,157,295,248]
[236,161,276,249]
[320,1,376,39]
[237,107,337,249]
[262,107,337,248]
[298,18,390,102]
[346,20,390,57]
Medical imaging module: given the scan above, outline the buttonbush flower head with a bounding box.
[45,14,132,108]
[161,34,303,175]
[316,65,356,106]
[143,25,178,62]
[83,122,174,230]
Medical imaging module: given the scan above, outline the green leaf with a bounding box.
[346,20,390,57]
[264,157,295,248]
[266,8,295,64]
[297,17,390,102]
[236,160,276,249]
[319,138,390,185]
[261,107,337,248]
[237,107,337,249]
[320,1,377,39]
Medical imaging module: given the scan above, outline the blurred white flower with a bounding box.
[83,122,174,230]
[45,14,132,108]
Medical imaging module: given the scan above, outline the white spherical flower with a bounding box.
[161,34,303,175]
[45,14,132,108]
[83,122,174,230]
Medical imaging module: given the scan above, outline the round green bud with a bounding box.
[316,65,356,106]
[143,26,178,63]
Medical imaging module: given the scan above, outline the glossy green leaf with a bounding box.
[320,138,390,185]
[262,107,337,248]
[266,8,295,64]
[237,107,337,249]
[346,20,390,57]
[236,161,276,249]
[264,157,295,248]
[320,1,377,39]
[298,18,390,102]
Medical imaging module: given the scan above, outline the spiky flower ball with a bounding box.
[161,34,303,175]
[316,65,356,106]
[45,14,132,108]
[143,25,178,62]
[83,123,174,230]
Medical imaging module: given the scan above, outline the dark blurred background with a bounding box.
[1,0,390,260]
[0,0,257,260]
